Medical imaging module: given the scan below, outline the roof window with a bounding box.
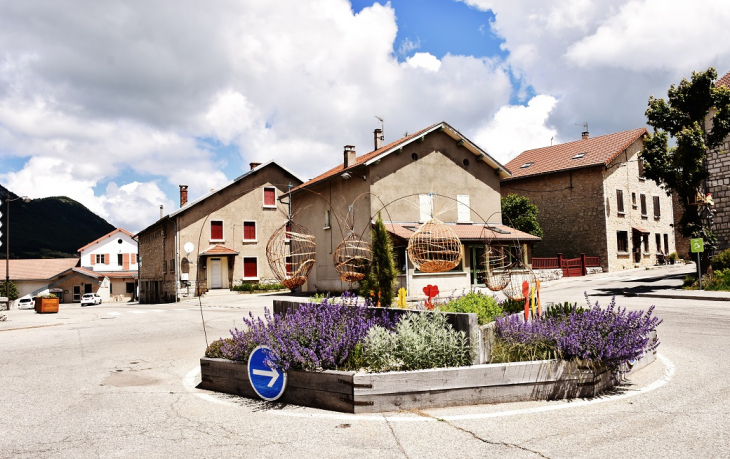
[520,162,534,169]
[572,152,587,159]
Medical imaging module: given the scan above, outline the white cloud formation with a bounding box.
[403,52,442,72]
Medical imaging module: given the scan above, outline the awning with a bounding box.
[632,227,650,234]
[199,244,240,256]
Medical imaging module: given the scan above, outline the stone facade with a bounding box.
[502,137,676,272]
[707,138,730,251]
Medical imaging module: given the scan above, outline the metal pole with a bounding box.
[5,199,9,304]
[697,251,702,290]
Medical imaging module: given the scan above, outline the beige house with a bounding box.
[136,161,302,303]
[502,128,676,272]
[291,121,539,295]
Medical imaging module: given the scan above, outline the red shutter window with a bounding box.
[285,256,293,276]
[211,221,223,240]
[90,255,95,265]
[131,254,136,264]
[243,221,256,240]
[243,257,258,278]
[105,254,110,264]
[123,253,130,270]
[263,188,276,207]
[285,222,291,241]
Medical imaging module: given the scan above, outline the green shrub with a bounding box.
[38,293,57,299]
[205,338,234,358]
[0,280,19,301]
[705,269,730,291]
[501,298,525,314]
[711,248,730,271]
[668,252,679,263]
[231,282,285,292]
[361,311,473,372]
[437,291,503,325]
[490,336,559,364]
[542,302,585,320]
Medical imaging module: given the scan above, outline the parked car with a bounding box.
[81,293,102,306]
[17,296,35,309]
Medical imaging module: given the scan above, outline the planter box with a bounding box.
[34,297,59,314]
[199,357,616,413]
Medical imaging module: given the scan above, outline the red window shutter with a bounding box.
[285,222,291,240]
[243,222,256,240]
[90,255,95,265]
[264,188,276,206]
[131,254,136,264]
[244,258,257,278]
[105,254,110,264]
[286,256,292,276]
[123,253,130,270]
[211,221,223,240]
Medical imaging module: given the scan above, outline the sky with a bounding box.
[1,0,730,233]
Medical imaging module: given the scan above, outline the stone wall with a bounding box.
[707,139,730,251]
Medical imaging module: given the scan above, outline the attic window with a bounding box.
[572,152,587,159]
[520,162,534,169]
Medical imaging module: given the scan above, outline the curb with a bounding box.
[636,292,730,302]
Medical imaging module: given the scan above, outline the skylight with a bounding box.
[572,152,587,159]
[520,162,534,168]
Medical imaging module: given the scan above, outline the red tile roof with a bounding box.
[93,271,138,278]
[199,244,239,256]
[0,258,80,280]
[385,222,541,242]
[716,70,730,88]
[503,128,647,181]
[77,228,136,252]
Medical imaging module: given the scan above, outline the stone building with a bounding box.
[501,128,676,272]
[290,121,539,294]
[136,161,302,303]
[705,70,730,251]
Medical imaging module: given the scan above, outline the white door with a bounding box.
[211,258,222,288]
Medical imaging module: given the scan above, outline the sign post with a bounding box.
[690,238,704,290]
[247,346,286,401]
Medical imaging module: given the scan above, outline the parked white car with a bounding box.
[17,296,35,309]
[81,293,102,306]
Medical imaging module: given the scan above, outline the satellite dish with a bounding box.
[184,242,194,254]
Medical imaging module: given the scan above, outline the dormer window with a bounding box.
[520,162,534,168]
[572,152,587,159]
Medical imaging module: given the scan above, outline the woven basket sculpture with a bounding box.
[501,265,537,301]
[482,245,512,291]
[266,221,316,289]
[407,218,463,273]
[333,232,372,283]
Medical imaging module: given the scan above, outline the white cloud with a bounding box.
[403,52,442,72]
[473,95,558,164]
[398,37,421,56]
[99,182,175,232]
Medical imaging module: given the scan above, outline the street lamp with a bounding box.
[5,196,31,306]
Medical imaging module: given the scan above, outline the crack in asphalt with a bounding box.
[383,415,410,458]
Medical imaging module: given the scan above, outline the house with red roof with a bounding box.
[291,121,540,294]
[77,227,139,302]
[502,128,676,272]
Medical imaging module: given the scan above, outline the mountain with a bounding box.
[0,184,116,259]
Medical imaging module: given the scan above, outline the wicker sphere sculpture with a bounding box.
[333,232,372,283]
[407,218,463,273]
[482,245,512,291]
[266,221,316,289]
[501,265,537,301]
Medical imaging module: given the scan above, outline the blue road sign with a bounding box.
[247,346,286,401]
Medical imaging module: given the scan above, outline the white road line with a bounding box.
[106,312,122,316]
[150,309,166,312]
[129,311,147,314]
[183,353,675,422]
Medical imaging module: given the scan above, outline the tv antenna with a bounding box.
[575,122,589,132]
[375,116,384,135]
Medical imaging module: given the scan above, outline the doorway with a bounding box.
[73,285,81,302]
[470,245,486,286]
[210,258,222,288]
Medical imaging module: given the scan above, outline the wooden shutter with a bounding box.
[105,254,110,264]
[285,256,292,275]
[123,253,130,270]
[243,221,256,240]
[243,258,257,278]
[419,194,433,222]
[264,188,276,207]
[90,255,95,265]
[616,190,624,213]
[653,196,660,217]
[131,254,136,264]
[640,194,647,216]
[457,195,470,222]
[211,221,223,240]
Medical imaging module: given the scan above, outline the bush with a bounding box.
[542,302,585,320]
[668,252,679,263]
[500,298,525,315]
[437,291,503,325]
[494,295,661,372]
[361,311,473,372]
[205,338,234,358]
[231,282,285,292]
[704,269,730,291]
[0,280,19,301]
[711,248,730,271]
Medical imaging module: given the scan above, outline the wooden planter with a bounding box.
[35,297,59,314]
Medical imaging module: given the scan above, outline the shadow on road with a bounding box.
[590,273,688,298]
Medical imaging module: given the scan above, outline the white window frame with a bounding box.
[263,187,277,209]
[242,256,259,281]
[419,194,433,223]
[242,220,257,242]
[324,209,331,229]
[456,195,471,223]
[210,219,225,242]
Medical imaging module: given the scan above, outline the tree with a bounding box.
[0,280,19,301]
[359,214,399,307]
[501,194,544,239]
[640,67,730,268]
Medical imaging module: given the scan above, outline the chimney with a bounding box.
[374,128,383,150]
[179,185,188,207]
[249,162,262,170]
[160,205,164,219]
[582,131,589,140]
[344,145,356,168]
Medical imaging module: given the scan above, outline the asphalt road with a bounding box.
[1,265,728,458]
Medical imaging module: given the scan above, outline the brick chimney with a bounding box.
[374,128,383,150]
[179,185,188,207]
[582,131,589,140]
[344,145,356,168]
[249,162,262,170]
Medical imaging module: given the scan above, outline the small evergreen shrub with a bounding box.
[500,298,525,315]
[711,248,730,271]
[205,338,234,358]
[668,252,679,263]
[704,269,730,291]
[231,282,285,292]
[437,291,503,325]
[542,302,585,320]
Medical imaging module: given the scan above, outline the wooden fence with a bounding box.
[532,253,601,277]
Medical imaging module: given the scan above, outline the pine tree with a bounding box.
[359,214,399,307]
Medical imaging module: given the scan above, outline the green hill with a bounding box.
[0,184,116,259]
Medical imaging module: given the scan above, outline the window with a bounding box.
[653,196,661,218]
[664,234,669,254]
[324,210,331,228]
[456,195,470,223]
[571,152,586,159]
[617,231,628,253]
[118,254,123,266]
[263,187,276,208]
[419,194,433,222]
[163,259,167,273]
[520,162,534,168]
[210,220,224,241]
[243,257,258,280]
[396,246,407,273]
[643,235,649,252]
[243,221,257,241]
[632,192,637,207]
[170,259,175,274]
[95,254,107,264]
[638,157,645,179]
[616,190,625,214]
[656,234,662,252]
[640,194,647,217]
[285,222,291,241]
[285,256,293,276]
[126,282,135,294]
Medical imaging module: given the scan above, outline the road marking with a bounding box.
[106,312,122,316]
[129,311,148,314]
[150,309,166,312]
[183,353,675,422]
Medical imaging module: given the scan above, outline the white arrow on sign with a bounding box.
[252,367,280,387]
